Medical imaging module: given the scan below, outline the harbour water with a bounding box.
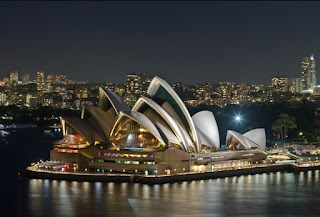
[2,130,320,216]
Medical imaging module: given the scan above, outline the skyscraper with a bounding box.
[271,76,288,92]
[216,82,235,107]
[36,72,45,92]
[55,74,68,85]
[9,71,19,82]
[288,78,303,93]
[301,54,316,91]
[126,73,152,95]
[21,73,30,85]
[43,74,53,93]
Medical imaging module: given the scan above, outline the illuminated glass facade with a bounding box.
[226,135,246,150]
[110,116,165,150]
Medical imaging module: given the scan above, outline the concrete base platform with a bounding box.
[25,164,301,184]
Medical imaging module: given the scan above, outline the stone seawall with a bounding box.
[26,164,297,184]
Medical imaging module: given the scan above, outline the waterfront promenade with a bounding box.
[26,161,320,184]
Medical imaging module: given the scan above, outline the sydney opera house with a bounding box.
[50,76,267,175]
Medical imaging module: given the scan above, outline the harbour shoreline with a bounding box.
[25,163,315,184]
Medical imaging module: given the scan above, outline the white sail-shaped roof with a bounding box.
[226,129,265,151]
[147,76,201,152]
[196,129,211,148]
[99,87,130,114]
[192,111,220,150]
[243,128,266,151]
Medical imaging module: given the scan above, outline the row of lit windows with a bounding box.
[98,152,154,158]
[54,148,78,153]
[115,160,155,165]
[94,158,155,165]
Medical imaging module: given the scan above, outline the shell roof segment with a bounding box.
[192,110,220,150]
[226,129,266,151]
[147,76,200,152]
[99,87,130,114]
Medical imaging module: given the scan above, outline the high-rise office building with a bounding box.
[216,82,235,107]
[47,74,54,84]
[21,73,30,85]
[126,74,141,95]
[271,76,288,92]
[126,73,152,95]
[36,72,45,92]
[9,71,19,82]
[301,54,316,91]
[44,74,54,93]
[55,74,68,85]
[288,78,303,93]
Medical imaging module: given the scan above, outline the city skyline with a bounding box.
[2,2,320,84]
[0,52,317,86]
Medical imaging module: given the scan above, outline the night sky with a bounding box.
[1,1,320,84]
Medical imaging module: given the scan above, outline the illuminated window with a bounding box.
[226,135,246,150]
[110,117,163,149]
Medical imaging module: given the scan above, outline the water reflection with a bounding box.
[0,130,9,144]
[13,171,320,216]
[0,130,9,137]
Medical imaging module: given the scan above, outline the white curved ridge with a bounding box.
[147,76,201,152]
[192,111,220,150]
[226,129,266,151]
[132,96,192,151]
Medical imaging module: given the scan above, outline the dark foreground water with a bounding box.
[1,130,320,217]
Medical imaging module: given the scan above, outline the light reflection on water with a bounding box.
[0,130,10,137]
[0,130,9,144]
[13,171,320,217]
